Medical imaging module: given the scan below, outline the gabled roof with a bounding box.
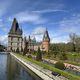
[9,18,22,35]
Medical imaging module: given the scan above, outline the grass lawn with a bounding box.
[15,53,80,80]
[42,52,80,66]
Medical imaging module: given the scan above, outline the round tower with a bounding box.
[42,28,50,52]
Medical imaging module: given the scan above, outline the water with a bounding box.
[0,53,42,80]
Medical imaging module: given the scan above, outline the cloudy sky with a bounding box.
[0,0,80,45]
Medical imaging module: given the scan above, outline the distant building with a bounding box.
[8,18,50,52]
[23,28,50,52]
[8,18,23,52]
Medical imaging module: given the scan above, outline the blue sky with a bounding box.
[0,0,80,45]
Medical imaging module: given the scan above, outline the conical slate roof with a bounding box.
[9,18,22,35]
[43,29,50,41]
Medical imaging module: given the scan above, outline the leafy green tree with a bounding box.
[0,44,5,52]
[23,41,28,56]
[21,48,23,52]
[16,47,19,53]
[23,47,28,56]
[36,47,42,61]
[60,52,67,60]
[52,44,60,58]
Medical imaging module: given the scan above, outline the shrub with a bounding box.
[27,54,32,58]
[55,61,65,70]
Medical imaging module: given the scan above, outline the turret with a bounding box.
[42,28,50,52]
[8,18,23,52]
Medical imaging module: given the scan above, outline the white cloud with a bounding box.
[59,14,80,34]
[51,35,69,43]
[30,0,65,13]
[32,9,67,14]
[35,35,43,42]
[28,27,46,42]
[0,35,8,46]
[8,11,46,24]
[49,14,80,43]
[0,19,8,32]
[32,27,46,35]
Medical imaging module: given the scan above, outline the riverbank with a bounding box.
[10,52,68,80]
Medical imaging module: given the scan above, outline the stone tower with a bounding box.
[42,29,50,52]
[8,18,23,52]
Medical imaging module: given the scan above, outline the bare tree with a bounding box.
[75,37,80,52]
[69,33,80,52]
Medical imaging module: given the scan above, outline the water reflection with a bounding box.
[0,54,42,80]
[0,54,7,80]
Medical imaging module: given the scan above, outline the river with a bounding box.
[0,53,42,80]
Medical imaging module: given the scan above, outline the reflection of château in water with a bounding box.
[8,18,50,52]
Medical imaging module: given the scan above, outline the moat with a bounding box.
[0,53,42,80]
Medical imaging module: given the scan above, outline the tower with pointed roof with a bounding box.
[42,28,50,52]
[8,18,23,52]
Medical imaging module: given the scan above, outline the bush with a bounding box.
[27,54,32,58]
[55,61,65,70]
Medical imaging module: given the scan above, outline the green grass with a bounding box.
[43,52,80,66]
[15,53,80,80]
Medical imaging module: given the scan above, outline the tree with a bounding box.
[16,47,19,53]
[21,48,23,52]
[23,47,28,56]
[0,44,5,52]
[23,42,28,56]
[75,37,80,52]
[53,45,59,58]
[59,52,67,60]
[69,33,77,52]
[36,47,42,61]
[69,33,80,52]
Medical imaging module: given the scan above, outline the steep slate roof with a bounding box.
[43,29,50,41]
[9,18,22,35]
